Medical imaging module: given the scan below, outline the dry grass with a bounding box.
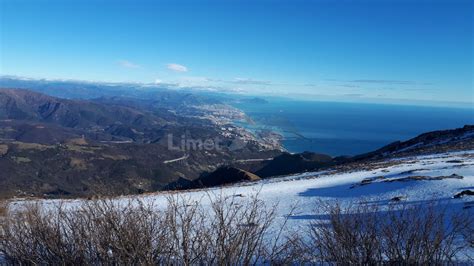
[11,156,31,164]
[13,141,50,151]
[66,144,101,154]
[0,201,7,217]
[0,145,8,156]
[69,157,88,170]
[66,137,88,146]
[102,154,130,161]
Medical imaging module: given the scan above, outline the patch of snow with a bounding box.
[8,150,474,250]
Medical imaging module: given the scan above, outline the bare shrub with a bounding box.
[306,201,473,264]
[0,201,6,217]
[1,196,471,264]
[187,193,298,264]
[0,194,297,264]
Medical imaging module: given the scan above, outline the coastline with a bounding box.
[229,98,474,156]
[190,103,285,151]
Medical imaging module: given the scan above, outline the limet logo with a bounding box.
[167,133,247,152]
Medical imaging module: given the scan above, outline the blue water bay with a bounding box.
[233,99,474,156]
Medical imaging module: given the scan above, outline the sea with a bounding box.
[232,98,474,156]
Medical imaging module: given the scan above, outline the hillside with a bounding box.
[0,88,472,199]
[0,88,281,198]
[229,125,474,181]
[354,125,474,159]
[9,149,474,252]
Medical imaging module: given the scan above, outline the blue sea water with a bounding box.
[233,99,474,156]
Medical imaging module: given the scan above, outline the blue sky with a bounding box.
[0,0,472,105]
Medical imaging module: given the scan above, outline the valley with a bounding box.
[0,86,282,198]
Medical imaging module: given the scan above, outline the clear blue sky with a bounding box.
[0,0,472,105]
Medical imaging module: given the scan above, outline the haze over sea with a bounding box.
[234,99,474,156]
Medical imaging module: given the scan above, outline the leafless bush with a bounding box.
[1,195,472,264]
[0,194,297,264]
[305,201,473,264]
[0,201,6,217]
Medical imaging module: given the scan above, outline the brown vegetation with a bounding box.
[303,201,473,264]
[0,195,297,264]
[0,145,8,156]
[0,196,472,264]
[0,201,6,217]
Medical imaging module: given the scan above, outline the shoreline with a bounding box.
[190,103,285,151]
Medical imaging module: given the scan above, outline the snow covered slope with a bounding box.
[12,150,474,230]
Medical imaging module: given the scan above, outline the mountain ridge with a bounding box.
[0,88,472,198]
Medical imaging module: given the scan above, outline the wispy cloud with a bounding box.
[149,74,322,93]
[117,60,141,69]
[167,63,188,72]
[342,93,364,97]
[231,78,271,85]
[327,78,433,86]
[178,85,246,93]
[337,84,361,88]
[181,76,212,83]
[173,75,317,88]
[350,79,417,85]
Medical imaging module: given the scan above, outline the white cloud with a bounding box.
[117,60,141,69]
[167,63,188,72]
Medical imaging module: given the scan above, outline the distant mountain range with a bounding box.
[0,80,472,198]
